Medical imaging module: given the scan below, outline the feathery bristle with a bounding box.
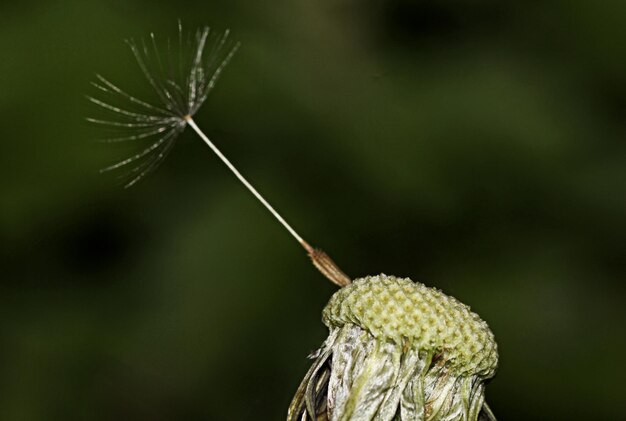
[88,22,239,187]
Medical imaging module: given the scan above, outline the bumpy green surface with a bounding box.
[322,274,498,377]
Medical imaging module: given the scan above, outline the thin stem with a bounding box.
[185,116,313,253]
[185,116,351,287]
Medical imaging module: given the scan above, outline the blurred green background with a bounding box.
[1,0,626,420]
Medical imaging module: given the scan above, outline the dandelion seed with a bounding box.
[89,23,350,287]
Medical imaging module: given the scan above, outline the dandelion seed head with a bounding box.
[323,274,498,377]
[88,22,239,187]
[289,274,499,420]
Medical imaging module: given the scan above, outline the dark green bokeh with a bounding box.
[1,1,625,420]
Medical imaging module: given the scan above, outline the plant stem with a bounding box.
[186,116,311,251]
[185,116,351,286]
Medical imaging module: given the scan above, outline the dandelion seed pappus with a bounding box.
[88,22,239,187]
